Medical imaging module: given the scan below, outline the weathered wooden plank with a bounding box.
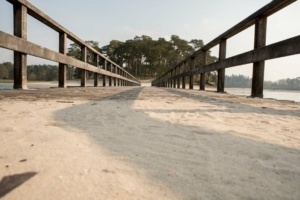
[217,39,226,93]
[81,46,87,87]
[200,51,206,91]
[189,58,194,89]
[6,0,139,83]
[197,0,296,52]
[0,31,140,84]
[251,17,267,98]
[13,3,27,89]
[171,35,300,79]
[153,0,297,83]
[58,32,67,88]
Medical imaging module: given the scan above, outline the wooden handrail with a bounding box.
[2,0,140,88]
[152,0,299,98]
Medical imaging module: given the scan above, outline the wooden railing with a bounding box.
[152,0,299,97]
[0,0,140,89]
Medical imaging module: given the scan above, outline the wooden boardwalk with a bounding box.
[0,86,300,199]
[152,0,299,98]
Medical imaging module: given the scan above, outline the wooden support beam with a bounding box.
[59,32,67,88]
[6,0,135,79]
[189,58,195,90]
[94,54,99,87]
[114,65,117,86]
[173,69,176,88]
[13,3,27,89]
[102,60,107,86]
[0,31,140,84]
[182,63,186,89]
[109,63,112,86]
[117,68,120,86]
[193,0,296,52]
[152,0,296,87]
[109,77,112,86]
[81,46,87,87]
[200,51,207,90]
[251,17,267,98]
[217,39,226,93]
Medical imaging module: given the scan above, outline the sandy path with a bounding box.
[0,86,299,199]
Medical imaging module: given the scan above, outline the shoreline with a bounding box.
[1,81,299,102]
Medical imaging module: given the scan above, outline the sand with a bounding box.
[0,86,299,200]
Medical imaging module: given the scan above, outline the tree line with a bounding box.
[1,61,299,90]
[67,35,217,79]
[225,75,300,90]
[0,62,58,81]
[1,35,218,81]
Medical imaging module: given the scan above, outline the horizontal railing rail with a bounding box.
[1,0,140,89]
[152,0,299,98]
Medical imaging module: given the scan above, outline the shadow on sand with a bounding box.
[54,87,300,199]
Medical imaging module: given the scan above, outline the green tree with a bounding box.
[67,40,102,79]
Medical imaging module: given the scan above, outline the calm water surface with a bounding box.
[226,88,300,102]
[0,83,51,90]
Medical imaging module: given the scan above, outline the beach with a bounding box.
[0,86,300,199]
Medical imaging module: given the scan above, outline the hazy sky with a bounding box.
[0,0,299,81]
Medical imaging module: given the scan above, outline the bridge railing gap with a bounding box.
[152,0,299,98]
[0,0,140,89]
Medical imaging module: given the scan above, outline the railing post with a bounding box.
[94,54,99,87]
[81,46,87,87]
[252,17,267,98]
[117,69,120,86]
[173,69,176,88]
[189,58,195,89]
[217,39,227,93]
[170,71,172,88]
[120,71,123,86]
[103,60,107,87]
[167,73,169,87]
[114,65,117,86]
[200,51,207,90]
[120,72,123,86]
[13,3,27,89]
[109,63,112,86]
[170,71,172,87]
[177,67,180,89]
[58,32,67,88]
[182,63,186,89]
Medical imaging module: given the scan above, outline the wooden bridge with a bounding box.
[0,0,141,89]
[0,0,299,98]
[152,0,300,98]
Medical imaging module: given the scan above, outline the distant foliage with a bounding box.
[27,65,58,81]
[225,75,300,90]
[225,75,252,88]
[264,78,300,90]
[67,35,217,79]
[0,62,58,81]
[0,36,216,81]
[0,62,14,79]
[67,41,102,79]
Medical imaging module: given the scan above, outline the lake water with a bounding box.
[226,88,300,102]
[0,83,52,90]
[0,83,299,102]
